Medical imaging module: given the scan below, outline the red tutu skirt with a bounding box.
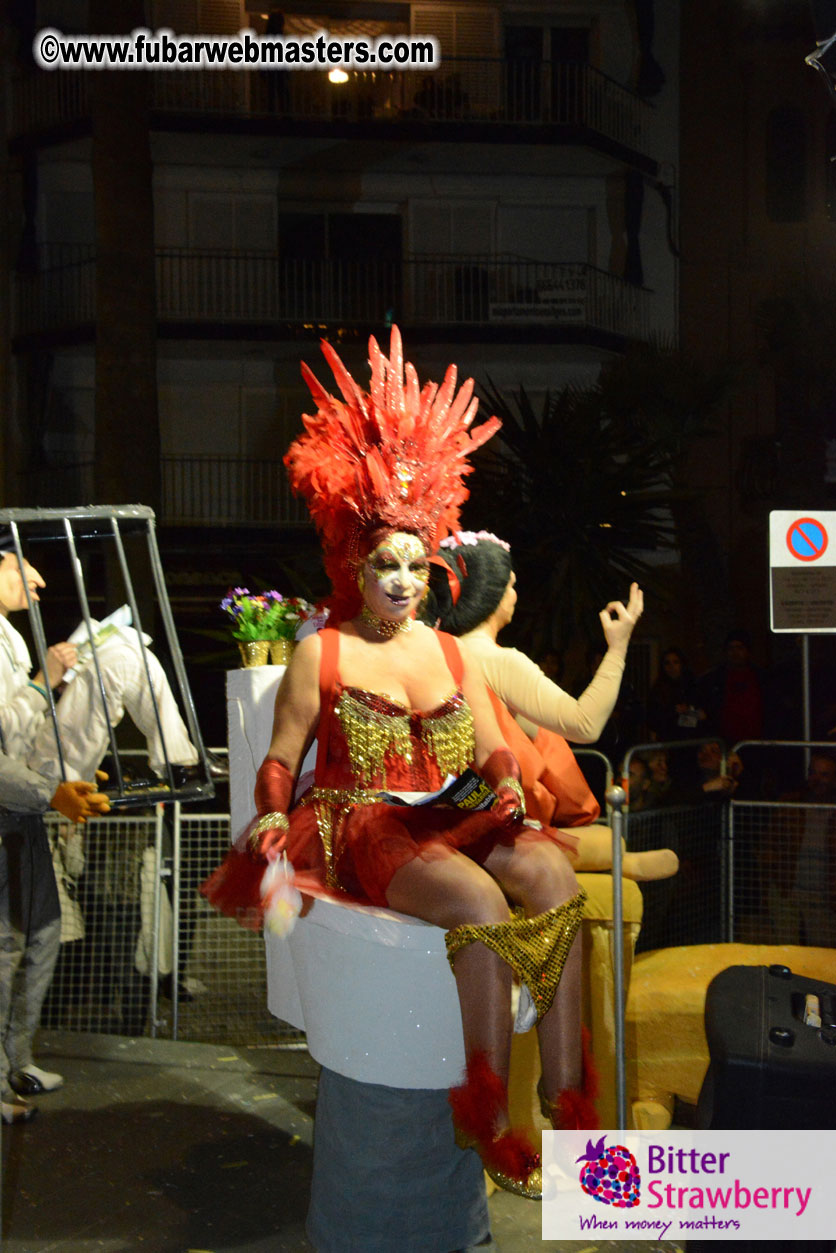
[201,794,579,929]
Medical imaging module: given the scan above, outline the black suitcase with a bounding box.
[696,963,836,1129]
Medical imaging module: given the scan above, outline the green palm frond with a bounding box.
[598,336,738,458]
[466,378,677,656]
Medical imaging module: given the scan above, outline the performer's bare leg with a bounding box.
[485,839,582,1103]
[386,853,514,1119]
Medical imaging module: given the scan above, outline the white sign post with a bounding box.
[769,511,836,633]
[769,510,836,745]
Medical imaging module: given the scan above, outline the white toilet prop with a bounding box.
[227,665,489,1252]
[227,666,466,1088]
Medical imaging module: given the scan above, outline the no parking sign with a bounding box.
[770,510,836,632]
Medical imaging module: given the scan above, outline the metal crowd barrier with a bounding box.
[621,739,733,952]
[48,738,834,1125]
[728,739,836,948]
[42,756,304,1049]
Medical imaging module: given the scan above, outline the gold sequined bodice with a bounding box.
[330,681,475,789]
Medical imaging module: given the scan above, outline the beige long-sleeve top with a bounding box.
[460,633,625,744]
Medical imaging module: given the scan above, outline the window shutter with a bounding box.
[411,4,500,116]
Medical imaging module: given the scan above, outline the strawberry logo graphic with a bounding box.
[576,1136,641,1208]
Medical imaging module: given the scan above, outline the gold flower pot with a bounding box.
[269,639,296,666]
[238,640,271,668]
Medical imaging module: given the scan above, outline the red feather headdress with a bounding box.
[284,326,501,621]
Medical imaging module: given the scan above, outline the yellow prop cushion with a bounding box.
[626,942,836,1128]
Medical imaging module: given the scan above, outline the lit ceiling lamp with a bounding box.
[328,68,349,84]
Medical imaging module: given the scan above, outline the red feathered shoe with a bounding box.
[538,1025,600,1130]
[449,1051,542,1200]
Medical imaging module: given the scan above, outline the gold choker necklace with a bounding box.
[360,606,414,639]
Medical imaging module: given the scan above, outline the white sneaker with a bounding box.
[10,1064,64,1095]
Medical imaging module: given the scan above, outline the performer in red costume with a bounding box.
[204,328,596,1199]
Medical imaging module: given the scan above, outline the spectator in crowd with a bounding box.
[767,750,836,947]
[695,739,743,799]
[645,748,678,808]
[696,629,767,747]
[647,647,705,742]
[626,755,651,811]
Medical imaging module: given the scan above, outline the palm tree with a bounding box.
[465,378,677,659]
[597,339,739,652]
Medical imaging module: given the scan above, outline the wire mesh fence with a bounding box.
[622,739,731,953]
[627,802,726,953]
[37,737,835,1046]
[41,806,305,1048]
[729,740,836,949]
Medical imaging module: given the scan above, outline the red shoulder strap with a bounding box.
[437,631,464,686]
[315,628,340,779]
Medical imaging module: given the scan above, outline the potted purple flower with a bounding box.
[220,589,313,667]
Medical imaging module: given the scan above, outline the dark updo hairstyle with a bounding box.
[425,533,513,636]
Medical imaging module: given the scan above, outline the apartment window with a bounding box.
[189,194,276,250]
[504,24,590,122]
[550,27,590,63]
[277,212,402,323]
[504,25,590,63]
[278,213,401,262]
[766,105,807,222]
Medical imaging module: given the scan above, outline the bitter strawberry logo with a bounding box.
[577,1136,641,1208]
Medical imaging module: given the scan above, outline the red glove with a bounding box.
[250,758,294,859]
[481,748,525,825]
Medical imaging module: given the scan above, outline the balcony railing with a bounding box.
[10,58,654,157]
[20,457,308,528]
[15,247,651,342]
[162,456,307,526]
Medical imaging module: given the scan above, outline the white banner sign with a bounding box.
[543,1129,830,1242]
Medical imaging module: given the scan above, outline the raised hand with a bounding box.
[599,583,643,654]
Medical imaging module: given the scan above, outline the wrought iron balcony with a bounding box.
[161,456,308,526]
[15,246,651,345]
[9,57,656,163]
[22,456,307,528]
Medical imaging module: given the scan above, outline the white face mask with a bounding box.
[361,532,429,622]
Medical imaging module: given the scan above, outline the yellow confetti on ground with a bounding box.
[289,1135,300,1146]
[220,1161,248,1170]
[253,1092,276,1101]
[216,1055,238,1062]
